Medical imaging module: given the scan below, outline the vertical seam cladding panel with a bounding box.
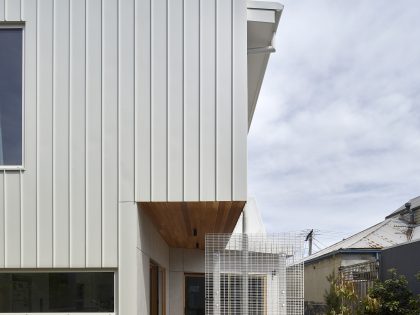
[136,0,151,201]
[21,0,39,268]
[151,0,168,201]
[199,0,216,201]
[232,0,247,201]
[69,0,87,268]
[183,0,200,201]
[52,0,70,268]
[118,0,135,203]
[0,0,5,20]
[86,0,103,268]
[0,0,121,269]
[37,0,54,268]
[5,172,21,267]
[102,0,119,268]
[216,0,233,201]
[135,0,247,202]
[5,0,21,21]
[167,0,184,201]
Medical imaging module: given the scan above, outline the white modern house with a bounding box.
[0,0,283,314]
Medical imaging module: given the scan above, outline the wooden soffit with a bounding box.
[140,201,245,250]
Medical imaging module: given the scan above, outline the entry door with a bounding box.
[185,275,205,315]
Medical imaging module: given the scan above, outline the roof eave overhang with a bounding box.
[247,1,283,129]
[304,248,382,265]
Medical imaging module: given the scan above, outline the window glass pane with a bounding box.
[0,28,23,166]
[185,276,205,315]
[0,272,114,313]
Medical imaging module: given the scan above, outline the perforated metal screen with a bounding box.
[205,234,304,315]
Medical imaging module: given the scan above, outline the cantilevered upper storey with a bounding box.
[0,0,282,267]
[140,0,283,248]
[136,0,283,204]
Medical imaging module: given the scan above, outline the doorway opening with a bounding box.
[185,274,205,315]
[150,260,166,315]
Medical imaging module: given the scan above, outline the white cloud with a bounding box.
[248,0,420,247]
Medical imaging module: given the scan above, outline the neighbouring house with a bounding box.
[0,0,285,314]
[304,196,420,310]
[380,196,420,295]
[380,239,420,295]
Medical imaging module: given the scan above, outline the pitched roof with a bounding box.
[305,217,417,263]
[386,195,420,219]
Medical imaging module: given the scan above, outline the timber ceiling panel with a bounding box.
[139,201,245,250]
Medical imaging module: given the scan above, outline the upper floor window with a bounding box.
[0,28,23,166]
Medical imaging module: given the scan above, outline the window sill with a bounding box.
[0,165,25,171]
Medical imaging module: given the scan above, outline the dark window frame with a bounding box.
[0,24,25,169]
[0,270,116,313]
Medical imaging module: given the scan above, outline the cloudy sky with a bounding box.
[248,0,420,249]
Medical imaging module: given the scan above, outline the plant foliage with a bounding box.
[325,269,420,315]
[359,269,420,315]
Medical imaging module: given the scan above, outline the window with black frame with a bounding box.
[0,28,23,166]
[0,272,114,313]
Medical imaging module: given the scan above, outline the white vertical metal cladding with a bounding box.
[37,0,54,268]
[0,0,4,20]
[168,0,184,201]
[5,172,21,268]
[199,0,216,201]
[69,0,87,268]
[151,0,168,201]
[184,0,200,201]
[232,0,248,201]
[137,0,248,202]
[53,0,70,268]
[136,0,151,201]
[0,0,248,269]
[5,0,21,21]
[102,0,119,268]
[0,0,124,269]
[119,0,135,203]
[216,0,233,201]
[86,0,102,268]
[21,0,37,268]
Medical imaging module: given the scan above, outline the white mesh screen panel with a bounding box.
[205,234,304,315]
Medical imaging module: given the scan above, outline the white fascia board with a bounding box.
[246,1,283,128]
[247,1,284,12]
[247,8,276,23]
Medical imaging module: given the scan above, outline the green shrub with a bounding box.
[358,269,420,315]
[324,272,357,315]
[325,269,420,315]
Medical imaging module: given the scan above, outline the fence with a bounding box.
[205,233,305,315]
[338,260,379,299]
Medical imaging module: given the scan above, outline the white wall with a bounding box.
[0,0,247,313]
[0,0,248,269]
[136,0,248,203]
[137,205,170,315]
[0,0,121,269]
